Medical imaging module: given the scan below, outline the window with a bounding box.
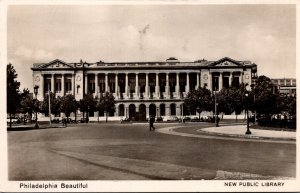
[170,104,176,116]
[223,77,229,88]
[212,77,219,91]
[55,78,61,92]
[160,104,165,116]
[232,77,240,88]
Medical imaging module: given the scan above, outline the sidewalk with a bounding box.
[200,125,296,140]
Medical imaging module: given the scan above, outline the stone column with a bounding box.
[72,74,75,95]
[40,74,44,99]
[115,73,118,96]
[165,105,170,116]
[229,72,232,87]
[125,73,128,98]
[135,73,139,98]
[105,73,108,93]
[239,72,242,85]
[186,72,190,93]
[155,73,159,98]
[85,74,88,94]
[115,104,119,117]
[95,73,99,95]
[210,73,214,91]
[145,73,149,98]
[61,74,65,95]
[125,106,128,118]
[165,73,170,97]
[219,72,223,91]
[146,106,149,119]
[176,73,180,98]
[51,74,55,93]
[196,73,200,90]
[176,104,181,117]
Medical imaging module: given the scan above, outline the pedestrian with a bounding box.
[62,117,66,127]
[149,115,156,131]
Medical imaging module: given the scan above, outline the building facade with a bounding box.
[271,78,296,97]
[31,57,257,121]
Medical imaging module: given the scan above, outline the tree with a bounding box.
[41,92,62,117]
[184,87,213,119]
[232,83,248,120]
[79,94,96,123]
[250,75,279,120]
[7,63,21,128]
[217,87,235,116]
[19,89,40,124]
[277,94,296,119]
[97,92,116,123]
[212,83,248,121]
[60,94,78,125]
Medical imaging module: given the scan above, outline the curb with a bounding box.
[197,129,296,142]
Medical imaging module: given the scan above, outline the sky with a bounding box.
[7,4,296,91]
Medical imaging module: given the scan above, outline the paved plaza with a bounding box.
[8,122,296,180]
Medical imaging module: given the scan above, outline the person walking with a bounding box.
[149,115,156,131]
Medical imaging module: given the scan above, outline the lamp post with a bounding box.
[251,77,257,124]
[245,92,251,135]
[33,86,39,129]
[86,106,89,123]
[214,91,219,127]
[48,91,52,127]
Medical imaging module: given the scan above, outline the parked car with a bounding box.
[7,118,21,124]
[166,116,179,122]
[121,117,131,123]
[156,117,163,122]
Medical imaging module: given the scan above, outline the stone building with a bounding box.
[271,78,296,97]
[31,57,257,121]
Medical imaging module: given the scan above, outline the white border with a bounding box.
[0,0,299,192]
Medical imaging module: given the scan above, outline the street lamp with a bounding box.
[251,77,257,124]
[245,92,251,135]
[86,106,89,123]
[48,91,52,127]
[33,86,39,129]
[214,91,219,127]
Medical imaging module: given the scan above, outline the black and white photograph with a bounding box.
[1,0,299,192]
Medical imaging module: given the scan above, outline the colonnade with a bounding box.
[39,73,75,99]
[37,71,243,100]
[85,72,200,99]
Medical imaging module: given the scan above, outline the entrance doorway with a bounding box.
[149,104,156,117]
[129,104,136,120]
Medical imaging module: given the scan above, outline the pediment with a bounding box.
[39,59,74,69]
[209,57,242,67]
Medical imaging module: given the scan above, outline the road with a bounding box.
[8,123,296,180]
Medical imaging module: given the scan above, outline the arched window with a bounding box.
[170,103,176,116]
[119,104,125,116]
[160,104,165,116]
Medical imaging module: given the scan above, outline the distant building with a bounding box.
[271,78,296,96]
[31,57,257,121]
